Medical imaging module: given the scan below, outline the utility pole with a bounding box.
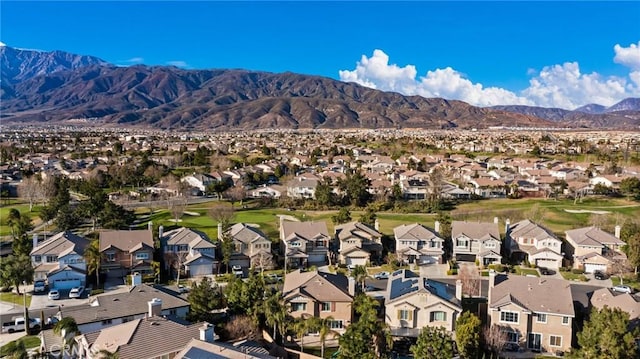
[23,281,29,334]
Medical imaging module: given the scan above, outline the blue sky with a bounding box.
[2,1,639,109]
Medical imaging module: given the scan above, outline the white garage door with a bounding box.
[584,263,607,274]
[419,256,439,265]
[188,263,213,277]
[52,278,81,289]
[346,257,367,267]
[536,259,560,269]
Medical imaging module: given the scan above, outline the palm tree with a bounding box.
[263,290,288,341]
[350,265,368,292]
[292,317,311,353]
[84,240,103,288]
[311,316,339,358]
[3,339,27,359]
[53,316,80,351]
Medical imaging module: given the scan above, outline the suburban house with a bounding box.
[30,231,90,289]
[565,226,627,273]
[181,173,219,192]
[162,227,218,277]
[54,284,189,333]
[286,174,319,199]
[487,272,574,355]
[72,298,204,359]
[280,220,331,267]
[393,223,445,265]
[249,184,285,199]
[175,338,279,359]
[384,269,462,337]
[224,222,274,270]
[506,219,564,269]
[589,287,640,330]
[99,230,155,279]
[452,220,502,265]
[335,221,383,266]
[282,269,354,334]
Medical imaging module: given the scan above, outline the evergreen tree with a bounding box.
[569,306,637,359]
[187,277,225,322]
[338,294,391,359]
[455,312,481,359]
[410,326,455,359]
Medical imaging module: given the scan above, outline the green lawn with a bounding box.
[0,292,32,307]
[611,275,640,291]
[513,266,540,277]
[0,202,44,237]
[0,336,41,356]
[306,346,339,359]
[559,271,588,282]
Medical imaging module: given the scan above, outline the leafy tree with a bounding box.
[455,312,481,359]
[224,272,266,318]
[410,326,455,359]
[570,306,637,359]
[338,294,391,359]
[359,207,377,227]
[187,277,225,322]
[332,207,352,225]
[0,255,34,294]
[625,232,640,274]
[620,177,640,200]
[84,240,103,288]
[292,317,312,353]
[54,205,81,231]
[314,180,335,207]
[338,171,371,207]
[308,316,339,358]
[209,204,235,231]
[219,233,235,273]
[350,265,368,292]
[207,180,232,199]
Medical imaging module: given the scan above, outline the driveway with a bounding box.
[29,289,89,311]
[419,263,449,278]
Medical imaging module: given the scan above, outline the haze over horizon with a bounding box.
[1,1,639,110]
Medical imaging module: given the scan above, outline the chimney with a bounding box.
[505,219,511,235]
[488,269,496,299]
[434,221,440,234]
[374,219,380,231]
[217,222,223,240]
[455,279,462,301]
[615,225,621,239]
[148,298,162,317]
[199,323,216,342]
[348,277,356,296]
[32,234,38,250]
[158,225,164,240]
[147,221,153,231]
[493,217,499,224]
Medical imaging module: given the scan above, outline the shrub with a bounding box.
[571,268,585,275]
[447,269,458,275]
[488,264,505,273]
[559,267,569,272]
[90,289,104,296]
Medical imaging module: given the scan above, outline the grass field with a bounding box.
[0,202,44,237]
[0,292,32,307]
[0,336,40,356]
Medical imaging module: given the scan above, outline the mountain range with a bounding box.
[1,45,639,130]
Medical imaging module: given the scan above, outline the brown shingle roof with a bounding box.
[489,275,574,316]
[99,230,154,252]
[283,270,352,302]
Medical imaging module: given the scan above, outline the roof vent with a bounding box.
[113,298,119,301]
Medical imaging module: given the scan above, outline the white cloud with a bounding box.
[167,60,188,68]
[125,57,144,64]
[339,46,640,109]
[0,41,6,47]
[614,41,640,70]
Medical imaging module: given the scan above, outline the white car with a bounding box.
[177,284,190,294]
[48,289,60,300]
[33,280,47,293]
[612,285,633,294]
[373,271,390,280]
[69,286,84,298]
[232,265,243,277]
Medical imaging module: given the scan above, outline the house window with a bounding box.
[562,316,570,325]
[46,255,58,263]
[291,303,306,312]
[536,313,547,323]
[101,319,112,325]
[485,242,496,249]
[122,316,134,323]
[34,255,41,262]
[456,239,468,247]
[398,309,413,321]
[135,252,149,260]
[430,241,439,248]
[106,253,116,262]
[430,311,447,322]
[549,335,562,347]
[291,242,301,247]
[320,302,331,312]
[169,309,177,316]
[328,320,343,329]
[500,311,519,324]
[505,331,519,343]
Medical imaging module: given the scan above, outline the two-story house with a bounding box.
[162,227,218,277]
[283,269,354,334]
[335,221,383,267]
[452,220,502,265]
[181,173,220,193]
[385,269,462,337]
[506,219,564,269]
[565,226,627,273]
[30,231,90,289]
[393,223,445,265]
[280,220,331,267]
[286,175,319,199]
[99,230,154,279]
[225,222,273,270]
[488,272,574,355]
[589,287,640,330]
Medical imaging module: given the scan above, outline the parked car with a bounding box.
[69,286,84,299]
[33,280,47,293]
[177,284,190,294]
[48,289,60,300]
[612,285,633,294]
[265,273,283,283]
[232,265,244,278]
[593,270,608,280]
[373,271,390,280]
[364,285,377,292]
[539,267,555,276]
[1,317,40,334]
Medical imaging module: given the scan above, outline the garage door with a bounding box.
[584,263,607,274]
[188,263,212,277]
[536,259,560,269]
[52,278,81,290]
[346,257,367,267]
[419,256,439,265]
